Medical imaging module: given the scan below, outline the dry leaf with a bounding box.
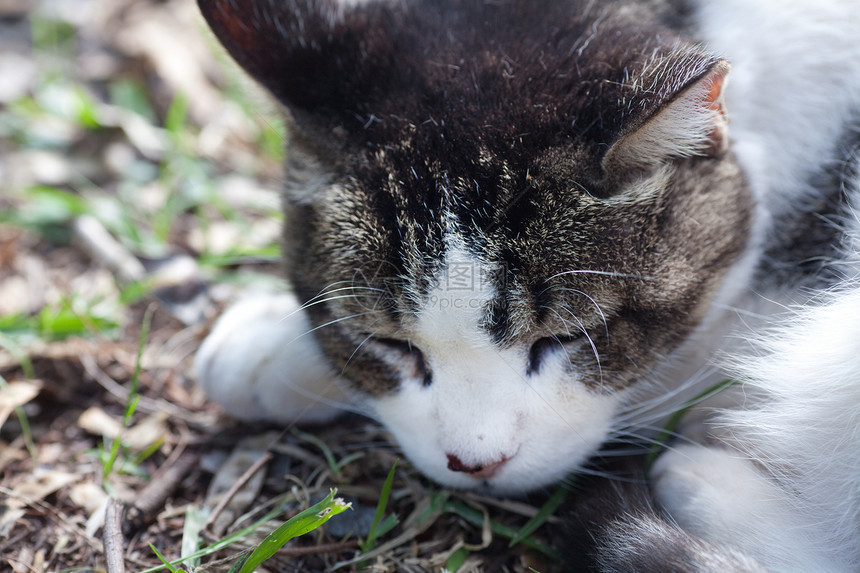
[0,507,25,538]
[8,468,79,509]
[123,411,168,451]
[0,380,42,429]
[0,438,28,473]
[77,406,123,439]
[69,481,109,515]
[78,406,167,451]
[70,481,110,537]
[204,433,275,535]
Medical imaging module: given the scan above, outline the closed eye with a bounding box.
[527,334,582,376]
[373,337,433,387]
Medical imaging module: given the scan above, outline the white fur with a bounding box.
[653,444,846,572]
[195,293,349,423]
[694,0,860,220]
[601,509,771,572]
[371,246,619,493]
[641,3,860,568]
[653,275,860,571]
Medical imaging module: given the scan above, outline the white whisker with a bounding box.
[546,305,604,384]
[548,269,657,282]
[342,325,383,372]
[287,312,375,346]
[553,287,610,338]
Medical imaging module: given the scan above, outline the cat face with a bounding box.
[199,0,752,493]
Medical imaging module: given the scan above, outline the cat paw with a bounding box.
[650,443,820,570]
[651,444,774,543]
[195,292,349,424]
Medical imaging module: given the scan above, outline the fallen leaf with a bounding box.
[7,468,79,509]
[204,433,276,536]
[77,406,123,439]
[69,482,110,538]
[69,481,109,515]
[0,380,42,429]
[123,411,168,451]
[0,507,25,538]
[78,406,167,451]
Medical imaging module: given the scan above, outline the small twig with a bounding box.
[124,452,199,535]
[149,437,188,484]
[73,215,146,284]
[204,451,274,531]
[104,498,126,573]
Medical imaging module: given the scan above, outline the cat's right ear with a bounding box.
[602,59,731,176]
[197,0,397,114]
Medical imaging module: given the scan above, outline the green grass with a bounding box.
[359,459,400,555]
[0,297,120,345]
[99,306,153,484]
[646,378,741,468]
[148,489,351,573]
[232,490,352,573]
[441,498,563,562]
[3,12,285,275]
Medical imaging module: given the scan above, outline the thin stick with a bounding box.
[125,452,199,534]
[104,498,126,573]
[204,451,274,531]
[73,215,146,283]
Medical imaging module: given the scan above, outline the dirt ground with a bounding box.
[0,1,568,571]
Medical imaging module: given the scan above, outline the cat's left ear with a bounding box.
[602,59,730,175]
[197,0,397,115]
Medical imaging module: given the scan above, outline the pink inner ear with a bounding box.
[703,68,729,154]
[704,71,726,111]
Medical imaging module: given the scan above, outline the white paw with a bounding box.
[651,444,829,572]
[651,444,769,543]
[195,292,350,424]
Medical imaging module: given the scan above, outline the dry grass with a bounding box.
[0,1,569,571]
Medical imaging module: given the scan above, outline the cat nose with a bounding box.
[446,453,511,479]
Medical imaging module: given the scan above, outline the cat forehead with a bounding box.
[404,234,570,347]
[410,244,498,348]
[337,1,699,149]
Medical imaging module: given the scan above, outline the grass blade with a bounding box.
[140,503,286,573]
[180,505,209,569]
[237,489,351,573]
[102,305,152,481]
[646,378,740,468]
[361,458,399,552]
[508,485,568,547]
[445,546,470,572]
[292,428,341,479]
[149,543,186,573]
[442,501,563,563]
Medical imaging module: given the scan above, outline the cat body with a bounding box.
[194,0,860,569]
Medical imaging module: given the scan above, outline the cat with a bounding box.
[194,0,860,570]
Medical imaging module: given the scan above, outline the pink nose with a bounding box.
[446,453,510,479]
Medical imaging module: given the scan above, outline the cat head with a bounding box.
[199,0,752,493]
